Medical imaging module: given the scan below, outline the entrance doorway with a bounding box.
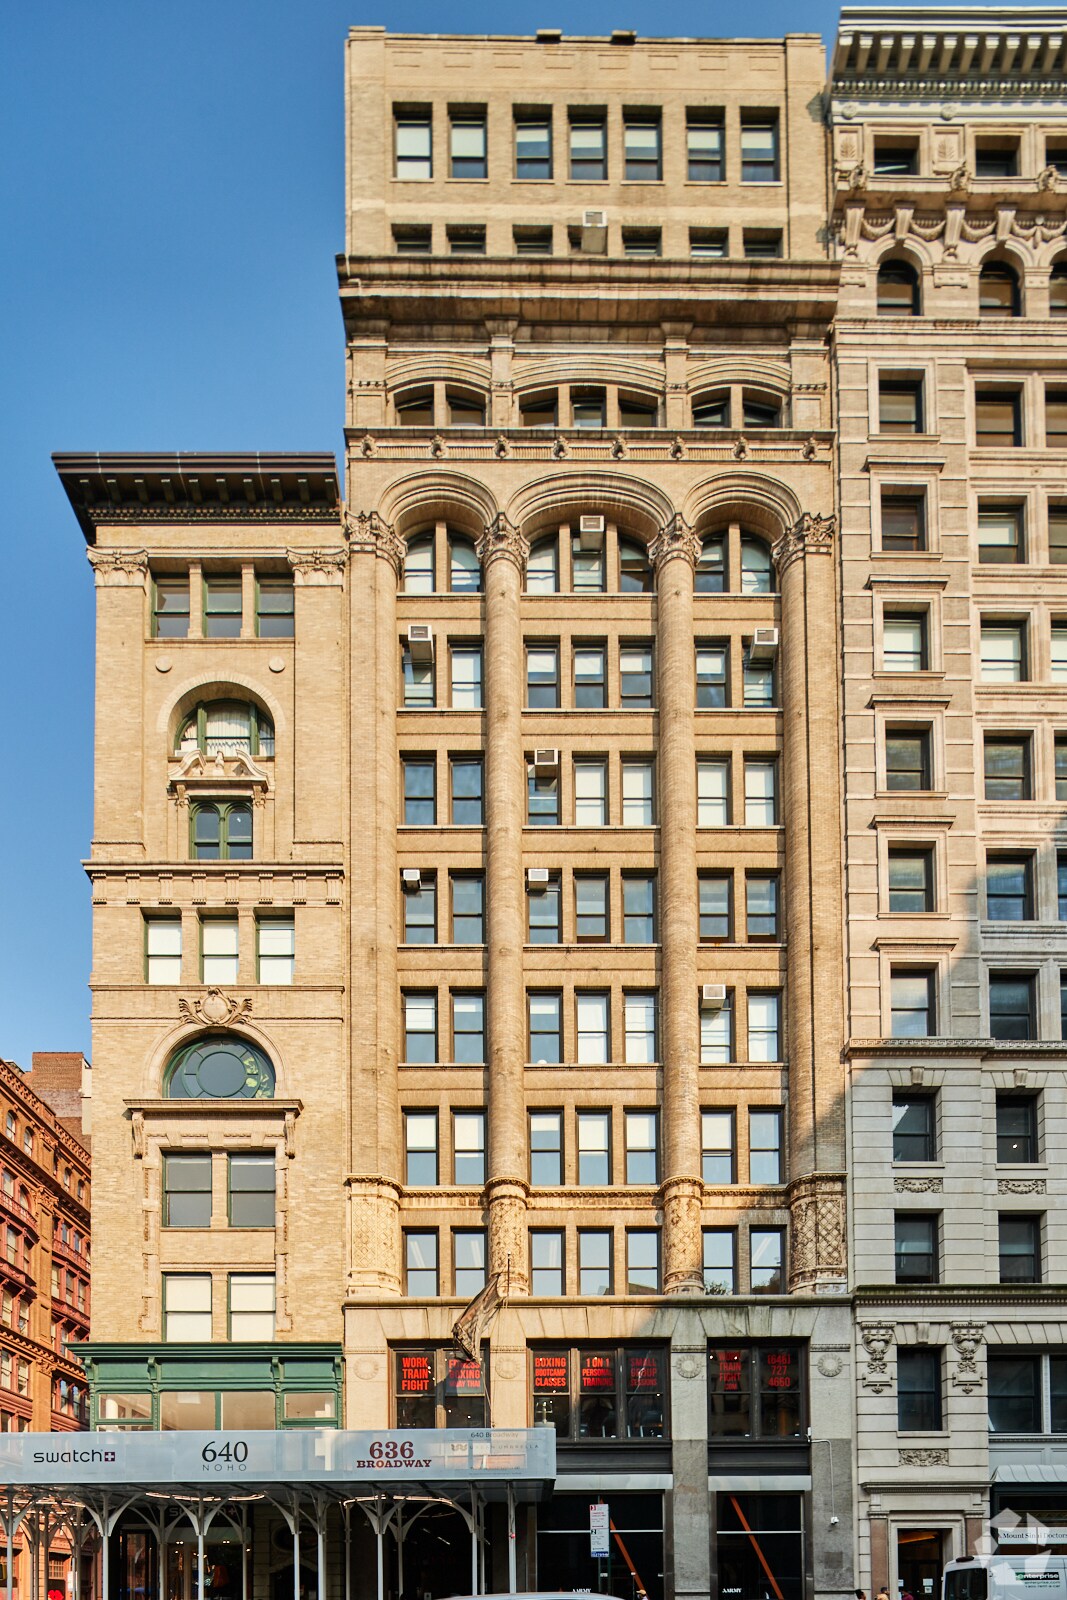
[385,1504,474,1600]
[897,1529,945,1600]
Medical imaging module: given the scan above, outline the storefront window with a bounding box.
[537,1492,664,1600]
[530,1345,667,1441]
[393,1347,488,1428]
[708,1343,805,1439]
[97,1393,152,1427]
[716,1493,804,1600]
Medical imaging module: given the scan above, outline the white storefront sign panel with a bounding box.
[0,1428,556,1487]
[589,1502,610,1557]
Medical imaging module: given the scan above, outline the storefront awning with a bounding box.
[993,1466,1067,1485]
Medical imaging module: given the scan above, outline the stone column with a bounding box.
[771,512,847,1292]
[286,547,349,848]
[87,548,149,857]
[650,516,704,1295]
[346,511,406,1295]
[477,514,531,1293]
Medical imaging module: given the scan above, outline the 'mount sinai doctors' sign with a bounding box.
[0,1428,555,1487]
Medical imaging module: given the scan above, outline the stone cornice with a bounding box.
[832,13,1067,95]
[849,1037,1067,1058]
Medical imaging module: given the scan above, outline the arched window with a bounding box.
[693,392,730,428]
[177,702,274,759]
[449,537,481,594]
[519,391,558,428]
[979,260,1020,317]
[742,393,782,428]
[191,801,253,861]
[1051,259,1067,317]
[447,390,486,426]
[164,1036,276,1100]
[619,539,653,594]
[396,388,434,426]
[403,536,435,594]
[526,537,559,594]
[619,392,659,428]
[877,258,921,315]
[696,537,726,593]
[740,537,773,595]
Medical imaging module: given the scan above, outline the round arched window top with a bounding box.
[979,259,1021,317]
[164,1036,276,1101]
[877,258,921,316]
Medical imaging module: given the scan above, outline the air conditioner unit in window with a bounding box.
[578,513,606,550]
[527,867,551,890]
[401,869,422,891]
[749,627,780,663]
[700,983,728,1010]
[407,624,434,663]
[533,747,560,776]
[581,209,608,254]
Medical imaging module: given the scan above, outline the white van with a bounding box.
[944,1555,1067,1600]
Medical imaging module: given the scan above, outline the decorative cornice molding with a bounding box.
[344,510,405,575]
[998,1177,1047,1194]
[86,548,149,587]
[773,512,836,575]
[895,1176,944,1193]
[177,989,253,1029]
[899,1447,948,1467]
[286,547,348,585]
[649,515,700,572]
[477,514,529,574]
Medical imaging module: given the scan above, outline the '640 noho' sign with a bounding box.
[0,1428,556,1487]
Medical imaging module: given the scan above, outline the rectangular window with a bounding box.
[989,972,1035,1040]
[624,992,657,1064]
[402,648,434,708]
[527,874,561,944]
[895,1213,939,1284]
[228,1153,275,1228]
[530,1112,563,1186]
[978,505,1024,563]
[578,1229,613,1295]
[203,574,242,638]
[702,1110,736,1184]
[881,492,926,552]
[625,1111,658,1184]
[999,1214,1041,1283]
[453,1111,485,1186]
[526,644,560,708]
[257,917,294,984]
[403,877,436,944]
[574,645,606,708]
[451,875,484,944]
[750,1228,785,1293]
[530,1231,564,1295]
[395,112,432,180]
[529,992,562,1064]
[404,1112,438,1187]
[701,995,733,1064]
[976,389,1022,447]
[747,992,780,1062]
[404,1232,438,1295]
[163,1273,212,1341]
[1052,626,1067,682]
[975,141,1018,178]
[988,1352,1041,1433]
[626,1231,660,1293]
[981,623,1026,682]
[570,114,607,180]
[1058,737,1067,801]
[890,969,935,1037]
[622,230,662,262]
[996,1095,1037,1164]
[986,855,1033,921]
[574,760,607,826]
[897,1349,942,1431]
[873,139,918,175]
[624,114,661,180]
[687,113,724,181]
[453,1230,487,1297]
[153,576,190,638]
[622,761,655,825]
[985,735,1031,800]
[883,614,928,673]
[575,875,608,942]
[893,1094,936,1162]
[743,651,775,709]
[163,1154,211,1229]
[740,114,779,182]
[403,758,436,825]
[514,226,552,256]
[623,874,655,943]
[744,759,777,825]
[703,1229,736,1293]
[690,227,728,257]
[620,646,653,709]
[1051,506,1067,564]
[1048,388,1067,447]
[393,225,431,255]
[886,729,932,792]
[452,992,485,1064]
[1060,854,1067,919]
[527,770,559,825]
[146,917,182,984]
[577,1112,611,1186]
[576,992,609,1064]
[698,758,731,825]
[450,756,483,824]
[450,646,483,709]
[696,644,728,708]
[888,848,934,913]
[749,1110,782,1185]
[699,874,732,942]
[746,874,779,939]
[256,578,294,639]
[201,918,238,985]
[403,992,437,1064]
[708,1343,804,1435]
[515,114,552,180]
[743,229,783,259]
[879,377,924,434]
[450,114,486,179]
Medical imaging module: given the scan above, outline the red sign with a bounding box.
[580,1353,615,1392]
[763,1350,795,1390]
[533,1354,568,1392]
[398,1353,432,1395]
[629,1353,661,1392]
[711,1350,745,1391]
[445,1358,484,1396]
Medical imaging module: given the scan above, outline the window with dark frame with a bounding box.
[515,113,552,180]
[976,390,1022,447]
[986,856,1033,921]
[707,1343,805,1437]
[529,1112,563,1186]
[450,757,483,825]
[570,113,607,180]
[989,972,1036,1041]
[623,114,662,181]
[530,1345,668,1440]
[999,1214,1041,1283]
[877,259,921,315]
[897,1348,942,1431]
[403,758,436,825]
[895,1213,939,1283]
[528,874,561,944]
[890,968,936,1037]
[984,736,1031,800]
[687,112,725,181]
[888,847,934,913]
[996,1095,1038,1164]
[623,875,656,943]
[880,492,926,551]
[394,1348,487,1428]
[885,728,932,791]
[978,505,1024,563]
[699,874,732,942]
[879,377,924,434]
[451,874,484,944]
[740,114,780,182]
[892,1094,936,1163]
[450,113,487,179]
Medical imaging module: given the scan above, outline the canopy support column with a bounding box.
[507,1485,517,1595]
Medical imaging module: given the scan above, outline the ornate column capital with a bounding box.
[649,514,700,572]
[772,511,836,576]
[344,509,405,576]
[477,514,529,575]
[86,547,149,587]
[286,547,349,586]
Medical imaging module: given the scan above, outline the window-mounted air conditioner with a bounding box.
[581,209,608,254]
[407,624,434,663]
[749,627,779,664]
[578,513,606,550]
[401,869,423,891]
[700,983,728,1010]
[527,867,551,891]
[533,747,560,776]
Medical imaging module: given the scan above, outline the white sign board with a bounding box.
[590,1502,610,1558]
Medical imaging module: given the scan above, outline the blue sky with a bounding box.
[1,0,839,1070]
